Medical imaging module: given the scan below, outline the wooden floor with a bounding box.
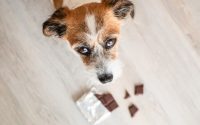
[0,0,200,125]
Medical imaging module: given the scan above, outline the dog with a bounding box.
[43,0,134,84]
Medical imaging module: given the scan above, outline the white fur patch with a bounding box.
[106,59,123,81]
[85,15,97,40]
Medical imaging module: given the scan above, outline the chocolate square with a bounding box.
[106,100,119,112]
[128,104,138,117]
[124,90,130,99]
[102,93,114,105]
[134,84,144,95]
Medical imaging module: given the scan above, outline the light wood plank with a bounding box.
[0,0,200,125]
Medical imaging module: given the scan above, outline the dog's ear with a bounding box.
[102,0,135,19]
[43,7,69,37]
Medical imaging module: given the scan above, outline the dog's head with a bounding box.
[43,0,134,84]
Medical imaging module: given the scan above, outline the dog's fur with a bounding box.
[43,0,134,84]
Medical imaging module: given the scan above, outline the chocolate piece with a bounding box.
[128,104,138,117]
[134,84,144,95]
[95,93,119,112]
[124,90,130,99]
[95,93,114,105]
[102,93,114,105]
[106,101,119,112]
[94,93,102,99]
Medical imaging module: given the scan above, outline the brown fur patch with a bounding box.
[53,0,63,9]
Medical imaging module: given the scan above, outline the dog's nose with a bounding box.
[98,73,113,84]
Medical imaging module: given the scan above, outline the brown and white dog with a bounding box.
[43,0,134,84]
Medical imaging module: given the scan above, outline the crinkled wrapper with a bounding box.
[76,90,110,124]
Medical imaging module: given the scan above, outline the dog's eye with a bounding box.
[77,46,91,56]
[105,38,116,49]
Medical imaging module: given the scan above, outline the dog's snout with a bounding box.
[98,73,113,84]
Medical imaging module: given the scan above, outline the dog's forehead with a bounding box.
[66,3,120,46]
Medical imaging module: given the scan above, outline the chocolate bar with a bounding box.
[76,90,119,124]
[95,93,119,112]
